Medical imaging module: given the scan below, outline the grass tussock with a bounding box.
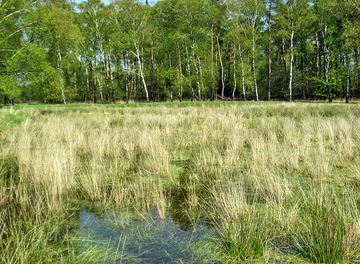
[293,187,360,263]
[1,102,360,262]
[208,184,269,261]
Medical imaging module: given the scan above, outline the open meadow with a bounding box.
[1,101,360,263]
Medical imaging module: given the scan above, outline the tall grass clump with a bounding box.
[293,187,360,263]
[0,191,75,263]
[219,211,268,261]
[208,184,269,261]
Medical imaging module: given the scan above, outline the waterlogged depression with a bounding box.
[71,209,222,263]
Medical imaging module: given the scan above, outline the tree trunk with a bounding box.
[268,0,272,100]
[301,36,305,99]
[239,44,246,101]
[211,23,214,101]
[282,36,286,71]
[91,59,97,104]
[124,53,129,104]
[251,6,259,102]
[99,44,109,103]
[193,40,201,101]
[316,30,320,77]
[169,53,173,102]
[186,46,194,101]
[97,77,104,104]
[346,54,350,103]
[133,40,149,102]
[289,27,294,102]
[215,40,218,101]
[95,19,110,104]
[198,54,204,101]
[226,44,230,98]
[104,53,110,103]
[178,42,183,102]
[85,63,90,102]
[232,51,237,100]
[125,70,129,104]
[195,56,201,101]
[252,34,259,101]
[107,53,115,103]
[57,41,66,104]
[139,71,142,101]
[323,26,331,102]
[131,56,135,101]
[74,71,77,95]
[217,37,225,99]
[325,51,331,102]
[355,48,359,98]
[151,34,154,100]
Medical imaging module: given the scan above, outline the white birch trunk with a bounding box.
[217,37,225,99]
[252,34,259,101]
[232,52,237,100]
[198,55,204,101]
[195,40,204,100]
[186,46,194,101]
[178,43,183,102]
[74,71,77,93]
[169,53,173,102]
[57,41,66,104]
[252,3,259,101]
[193,41,201,101]
[133,40,149,102]
[346,54,350,103]
[95,19,110,103]
[85,66,90,102]
[323,25,331,102]
[97,77,104,103]
[91,59,97,103]
[239,45,246,101]
[289,27,294,102]
[108,53,115,103]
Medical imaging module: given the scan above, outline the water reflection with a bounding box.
[74,209,221,264]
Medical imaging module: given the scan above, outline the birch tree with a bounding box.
[33,1,81,104]
[336,0,360,100]
[232,0,265,101]
[111,0,150,102]
[0,0,31,103]
[276,0,309,101]
[313,0,337,102]
[78,0,112,103]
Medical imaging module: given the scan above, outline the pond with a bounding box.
[70,208,223,264]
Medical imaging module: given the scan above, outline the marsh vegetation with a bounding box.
[1,101,360,263]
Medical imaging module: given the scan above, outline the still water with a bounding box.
[72,209,222,263]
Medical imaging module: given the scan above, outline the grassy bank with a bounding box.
[1,102,360,263]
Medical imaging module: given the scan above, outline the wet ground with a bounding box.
[71,209,222,264]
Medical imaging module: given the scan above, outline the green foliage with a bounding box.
[0,75,21,100]
[1,0,360,103]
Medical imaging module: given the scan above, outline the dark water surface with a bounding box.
[72,209,222,263]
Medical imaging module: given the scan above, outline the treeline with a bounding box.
[1,0,359,104]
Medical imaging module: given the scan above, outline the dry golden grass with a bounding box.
[1,102,360,262]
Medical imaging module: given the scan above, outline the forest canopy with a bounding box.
[1,0,359,104]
